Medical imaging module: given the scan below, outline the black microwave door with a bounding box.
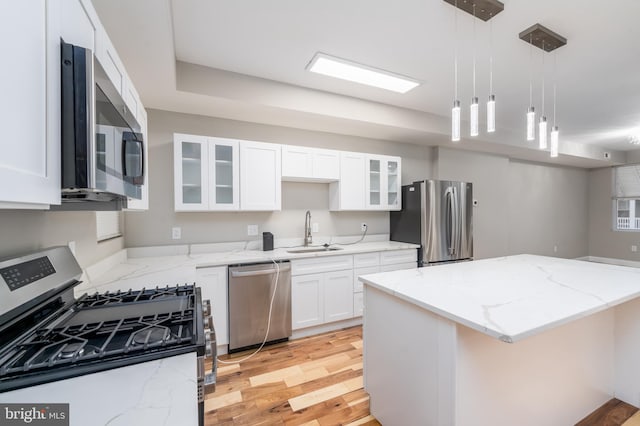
[122,132,144,186]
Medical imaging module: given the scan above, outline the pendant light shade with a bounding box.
[452,100,461,142]
[470,97,479,136]
[527,107,536,141]
[539,116,548,149]
[550,126,559,157]
[487,95,496,133]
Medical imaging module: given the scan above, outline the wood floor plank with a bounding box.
[205,326,377,426]
[576,398,639,426]
[205,390,243,411]
[623,411,640,426]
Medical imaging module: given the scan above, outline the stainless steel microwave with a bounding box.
[59,40,144,208]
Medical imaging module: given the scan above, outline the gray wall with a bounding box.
[588,167,640,261]
[124,109,435,247]
[0,210,124,268]
[507,160,588,259]
[435,148,589,260]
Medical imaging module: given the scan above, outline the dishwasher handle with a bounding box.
[230,268,278,278]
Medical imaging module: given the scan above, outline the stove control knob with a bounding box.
[204,315,214,332]
[203,300,211,317]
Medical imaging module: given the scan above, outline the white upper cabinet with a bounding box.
[174,135,241,211]
[174,134,210,211]
[0,0,61,208]
[61,0,96,50]
[282,145,339,182]
[366,154,402,210]
[240,141,281,211]
[208,137,240,211]
[329,151,366,211]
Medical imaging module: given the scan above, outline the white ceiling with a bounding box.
[92,0,640,167]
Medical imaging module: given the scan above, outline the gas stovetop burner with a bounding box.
[58,342,85,359]
[58,342,100,360]
[132,327,168,346]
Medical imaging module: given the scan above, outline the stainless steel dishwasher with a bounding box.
[228,261,291,353]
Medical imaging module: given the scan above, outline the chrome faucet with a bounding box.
[304,210,312,246]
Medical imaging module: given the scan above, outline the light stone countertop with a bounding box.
[359,254,640,343]
[1,353,198,426]
[76,240,419,296]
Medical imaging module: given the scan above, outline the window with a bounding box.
[613,165,640,231]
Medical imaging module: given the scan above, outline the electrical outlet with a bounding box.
[172,227,181,240]
[361,223,367,232]
[632,245,638,253]
[247,224,259,236]
[312,222,319,233]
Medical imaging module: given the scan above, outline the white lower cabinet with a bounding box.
[324,270,354,323]
[354,292,364,318]
[353,266,378,316]
[291,257,354,331]
[352,250,418,317]
[195,266,228,347]
[291,270,354,330]
[291,273,324,330]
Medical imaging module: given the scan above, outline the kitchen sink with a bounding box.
[286,247,343,254]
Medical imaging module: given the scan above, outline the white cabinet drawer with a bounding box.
[291,255,353,276]
[354,252,380,268]
[379,262,417,273]
[354,266,379,292]
[380,249,417,266]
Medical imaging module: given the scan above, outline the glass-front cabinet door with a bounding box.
[208,137,239,210]
[174,134,209,211]
[366,154,402,210]
[387,159,400,209]
[367,158,382,208]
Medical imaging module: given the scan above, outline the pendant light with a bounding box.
[470,4,479,137]
[550,51,559,158]
[451,0,461,142]
[519,24,567,153]
[487,18,496,133]
[539,41,548,150]
[444,0,504,141]
[526,34,536,141]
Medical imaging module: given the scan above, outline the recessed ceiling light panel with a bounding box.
[306,53,420,94]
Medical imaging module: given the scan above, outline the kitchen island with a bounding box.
[360,254,640,426]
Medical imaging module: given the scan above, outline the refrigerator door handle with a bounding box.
[445,187,455,255]
[452,185,460,257]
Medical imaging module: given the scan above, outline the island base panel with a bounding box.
[363,285,615,426]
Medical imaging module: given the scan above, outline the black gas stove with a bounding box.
[0,247,215,426]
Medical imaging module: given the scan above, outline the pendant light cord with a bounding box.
[472,4,476,98]
[529,34,533,107]
[553,51,557,125]
[541,41,545,116]
[489,18,493,95]
[454,0,458,101]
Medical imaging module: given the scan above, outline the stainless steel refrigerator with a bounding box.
[390,180,473,266]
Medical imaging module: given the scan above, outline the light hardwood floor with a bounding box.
[204,326,380,425]
[577,398,640,426]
